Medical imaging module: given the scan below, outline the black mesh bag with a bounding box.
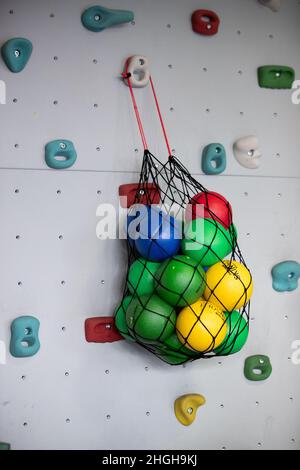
[115,68,252,365]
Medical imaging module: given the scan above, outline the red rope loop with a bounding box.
[149,76,172,158]
[122,65,172,159]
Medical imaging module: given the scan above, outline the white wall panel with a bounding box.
[0,0,299,450]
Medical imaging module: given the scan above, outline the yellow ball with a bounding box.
[176,299,227,352]
[204,260,253,311]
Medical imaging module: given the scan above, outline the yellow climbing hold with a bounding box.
[174,393,206,426]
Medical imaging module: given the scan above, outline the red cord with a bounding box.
[122,63,172,158]
[127,77,148,150]
[149,76,172,158]
[122,62,148,151]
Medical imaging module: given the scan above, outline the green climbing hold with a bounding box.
[45,140,77,170]
[115,296,135,341]
[81,5,134,32]
[258,65,295,89]
[0,442,10,450]
[1,38,33,73]
[244,355,272,381]
[127,258,160,297]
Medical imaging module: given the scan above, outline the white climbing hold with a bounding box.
[259,0,281,12]
[233,135,261,169]
[124,55,150,88]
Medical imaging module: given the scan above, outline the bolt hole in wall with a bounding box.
[0,2,299,450]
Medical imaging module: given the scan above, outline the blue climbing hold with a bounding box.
[45,140,77,169]
[202,143,226,175]
[1,38,33,73]
[10,316,40,358]
[81,5,134,32]
[271,261,300,292]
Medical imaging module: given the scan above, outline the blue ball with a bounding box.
[127,205,181,261]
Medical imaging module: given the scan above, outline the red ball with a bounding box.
[186,191,233,229]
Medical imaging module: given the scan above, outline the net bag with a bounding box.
[115,63,253,365]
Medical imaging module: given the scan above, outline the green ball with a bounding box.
[141,335,195,365]
[158,332,198,357]
[156,351,190,365]
[214,310,249,355]
[155,255,206,307]
[126,294,176,343]
[127,258,160,296]
[148,347,190,366]
[115,296,135,341]
[182,218,236,266]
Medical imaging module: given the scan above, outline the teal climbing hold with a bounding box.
[202,143,226,175]
[45,140,77,169]
[81,5,134,32]
[271,261,300,292]
[0,442,10,450]
[244,355,272,381]
[10,316,40,358]
[1,38,33,73]
[258,65,295,89]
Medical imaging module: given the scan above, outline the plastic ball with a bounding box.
[127,204,181,261]
[214,310,249,355]
[126,294,176,343]
[154,255,206,306]
[186,191,233,229]
[155,351,191,365]
[176,299,227,352]
[151,334,197,365]
[115,296,136,341]
[159,332,198,357]
[127,258,160,296]
[204,260,253,311]
[182,218,236,266]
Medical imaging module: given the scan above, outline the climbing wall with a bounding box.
[0,0,299,450]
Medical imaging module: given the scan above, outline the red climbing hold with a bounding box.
[85,317,124,343]
[119,183,160,208]
[191,10,220,36]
